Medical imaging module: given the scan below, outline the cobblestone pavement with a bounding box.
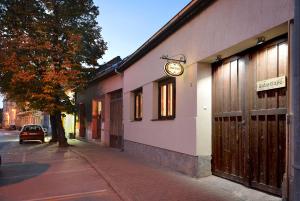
[0,130,121,201]
[69,139,282,201]
[0,129,282,201]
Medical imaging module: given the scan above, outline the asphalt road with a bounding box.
[0,130,121,201]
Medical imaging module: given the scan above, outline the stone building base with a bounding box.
[124,140,211,177]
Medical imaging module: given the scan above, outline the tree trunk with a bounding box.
[49,114,58,143]
[56,111,69,147]
[49,111,68,146]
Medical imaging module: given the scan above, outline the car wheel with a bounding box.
[19,140,23,144]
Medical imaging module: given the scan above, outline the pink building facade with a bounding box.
[77,57,124,148]
[78,0,297,199]
[2,100,17,128]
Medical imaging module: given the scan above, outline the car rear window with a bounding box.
[23,125,43,132]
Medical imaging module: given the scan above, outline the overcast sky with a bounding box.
[0,1,191,109]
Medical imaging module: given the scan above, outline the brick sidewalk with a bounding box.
[69,139,281,201]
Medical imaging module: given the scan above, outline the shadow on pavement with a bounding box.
[20,141,44,145]
[20,141,53,150]
[0,142,10,150]
[0,162,49,186]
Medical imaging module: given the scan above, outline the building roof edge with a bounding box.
[118,0,215,72]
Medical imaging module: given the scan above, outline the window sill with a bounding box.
[130,119,142,122]
[151,118,175,121]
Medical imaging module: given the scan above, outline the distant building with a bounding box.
[76,56,125,147]
[2,99,17,128]
[15,110,51,132]
[1,93,75,135]
[0,108,3,128]
[1,99,51,131]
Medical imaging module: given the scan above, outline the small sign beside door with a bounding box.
[256,76,286,91]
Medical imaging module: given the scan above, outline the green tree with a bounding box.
[0,0,106,146]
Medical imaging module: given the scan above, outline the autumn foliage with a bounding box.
[0,0,107,146]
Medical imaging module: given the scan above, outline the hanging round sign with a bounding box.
[164,62,184,77]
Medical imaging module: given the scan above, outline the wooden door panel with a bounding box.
[230,60,239,111]
[212,117,222,172]
[229,116,243,177]
[278,114,287,188]
[110,90,123,148]
[266,46,278,109]
[222,117,230,173]
[212,38,288,195]
[267,115,278,187]
[92,100,98,139]
[248,41,287,195]
[223,63,230,112]
[79,103,86,137]
[212,58,246,182]
[97,100,103,140]
[230,117,237,175]
[256,50,268,110]
[249,114,286,195]
[278,43,288,108]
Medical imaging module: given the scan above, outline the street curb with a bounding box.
[70,148,133,201]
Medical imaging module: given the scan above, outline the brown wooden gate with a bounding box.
[212,38,288,195]
[92,100,103,140]
[79,103,86,137]
[110,89,123,148]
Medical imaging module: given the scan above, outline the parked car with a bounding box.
[19,124,46,144]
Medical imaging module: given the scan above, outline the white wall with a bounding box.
[124,62,198,155]
[123,0,294,156]
[196,63,212,156]
[63,113,74,135]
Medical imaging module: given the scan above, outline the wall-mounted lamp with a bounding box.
[160,54,186,64]
[257,36,266,45]
[216,55,222,62]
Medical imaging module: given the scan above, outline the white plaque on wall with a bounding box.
[256,76,286,91]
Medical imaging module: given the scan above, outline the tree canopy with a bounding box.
[0,0,107,145]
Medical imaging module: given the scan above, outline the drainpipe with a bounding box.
[113,67,124,151]
[292,0,300,200]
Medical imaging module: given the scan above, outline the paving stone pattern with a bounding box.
[70,140,281,201]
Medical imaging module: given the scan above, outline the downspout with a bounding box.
[292,0,300,200]
[114,67,124,151]
[285,20,292,201]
